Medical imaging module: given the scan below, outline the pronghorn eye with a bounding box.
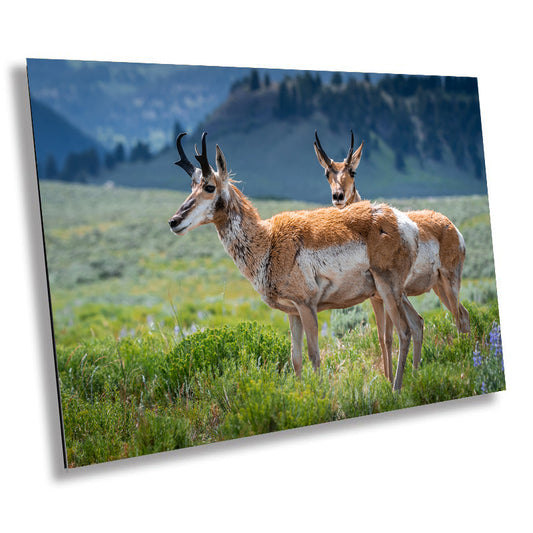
[204,185,216,193]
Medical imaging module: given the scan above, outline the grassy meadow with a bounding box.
[40,181,504,467]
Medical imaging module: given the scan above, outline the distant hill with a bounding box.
[26,60,326,153]
[94,72,488,202]
[28,98,105,178]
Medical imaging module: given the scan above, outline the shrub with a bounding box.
[160,322,291,399]
[220,367,334,439]
[133,408,192,456]
[63,385,138,467]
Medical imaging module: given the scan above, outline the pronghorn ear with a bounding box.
[348,141,364,171]
[215,144,228,181]
[313,142,330,169]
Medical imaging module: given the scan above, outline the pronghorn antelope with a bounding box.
[169,132,423,391]
[314,130,470,381]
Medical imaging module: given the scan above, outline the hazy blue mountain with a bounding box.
[28,98,105,176]
[26,59,376,154]
[27,60,487,201]
[93,72,487,202]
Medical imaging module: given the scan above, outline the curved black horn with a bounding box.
[194,132,212,178]
[174,133,196,177]
[346,130,355,162]
[314,130,332,166]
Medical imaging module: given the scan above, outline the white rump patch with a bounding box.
[406,238,441,293]
[392,208,419,257]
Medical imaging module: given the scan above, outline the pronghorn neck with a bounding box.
[351,184,362,203]
[213,183,268,280]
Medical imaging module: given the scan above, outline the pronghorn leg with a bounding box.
[432,281,452,311]
[288,313,304,376]
[384,313,394,380]
[371,271,411,392]
[402,295,424,370]
[458,303,471,334]
[435,272,471,334]
[370,297,392,382]
[294,303,321,370]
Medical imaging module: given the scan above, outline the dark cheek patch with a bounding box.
[215,196,226,212]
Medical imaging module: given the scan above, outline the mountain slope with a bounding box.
[28,98,105,175]
[95,77,488,202]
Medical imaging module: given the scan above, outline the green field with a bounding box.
[40,181,504,467]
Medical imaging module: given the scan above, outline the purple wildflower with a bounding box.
[473,345,483,367]
[489,323,502,357]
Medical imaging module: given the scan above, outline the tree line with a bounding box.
[43,138,155,182]
[229,69,485,178]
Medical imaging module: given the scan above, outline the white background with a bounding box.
[2,1,531,531]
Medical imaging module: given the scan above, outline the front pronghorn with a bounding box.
[314,131,470,381]
[169,132,423,391]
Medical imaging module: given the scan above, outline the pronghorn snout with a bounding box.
[168,216,181,229]
[332,190,345,207]
[169,197,196,234]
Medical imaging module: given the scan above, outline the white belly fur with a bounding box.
[405,238,440,295]
[298,242,375,307]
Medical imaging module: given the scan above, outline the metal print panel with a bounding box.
[27,59,504,468]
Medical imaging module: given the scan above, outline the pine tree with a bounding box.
[44,154,58,179]
[113,142,125,164]
[331,72,343,86]
[249,69,260,91]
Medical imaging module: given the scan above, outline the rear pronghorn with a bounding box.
[314,131,470,381]
[169,132,423,391]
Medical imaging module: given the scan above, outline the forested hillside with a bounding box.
[94,71,487,201]
[31,66,488,202]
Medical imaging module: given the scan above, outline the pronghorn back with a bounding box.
[267,200,416,275]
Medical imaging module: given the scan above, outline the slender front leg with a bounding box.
[294,303,320,370]
[370,297,392,383]
[371,270,411,392]
[402,295,424,370]
[384,313,394,381]
[288,313,303,376]
[436,272,471,335]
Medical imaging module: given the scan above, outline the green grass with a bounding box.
[40,182,504,467]
[58,302,503,467]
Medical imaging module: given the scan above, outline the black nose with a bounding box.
[333,192,344,202]
[169,217,180,229]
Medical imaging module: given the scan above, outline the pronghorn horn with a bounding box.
[314,130,332,166]
[194,132,213,180]
[346,130,355,162]
[174,133,197,177]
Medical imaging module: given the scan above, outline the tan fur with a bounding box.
[315,135,470,382]
[170,136,422,390]
[407,210,463,272]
